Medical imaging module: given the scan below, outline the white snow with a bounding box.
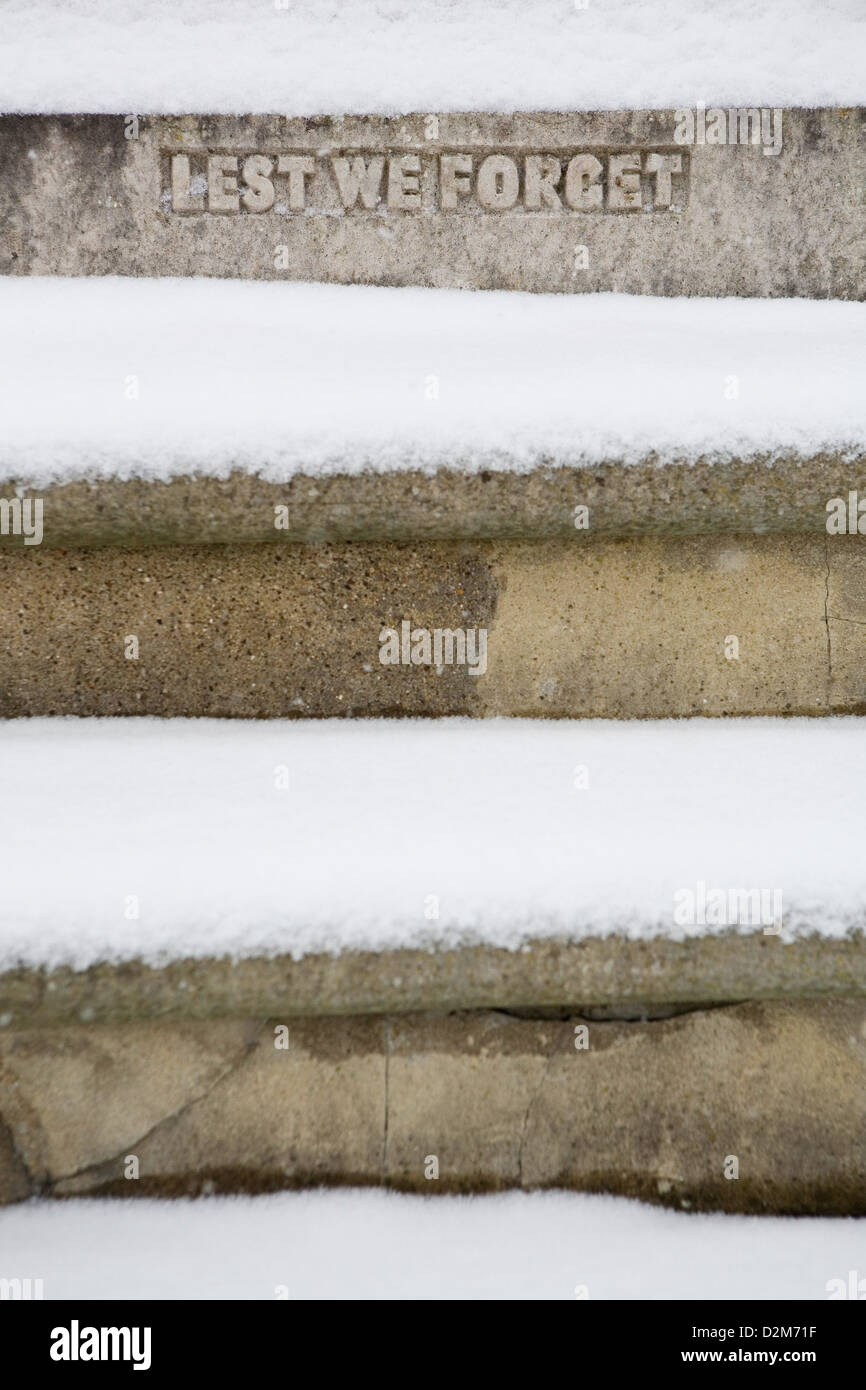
[0,1,863,115]
[0,1189,862,1299]
[0,716,863,972]
[0,281,863,488]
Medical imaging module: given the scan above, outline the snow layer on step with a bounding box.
[0,717,864,972]
[2,1190,863,1299]
[1,0,863,114]
[1,281,864,488]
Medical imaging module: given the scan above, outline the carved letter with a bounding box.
[607,152,641,211]
[208,155,239,212]
[476,155,519,211]
[387,154,421,210]
[564,154,603,211]
[645,152,682,209]
[524,155,562,210]
[171,154,204,213]
[242,154,275,213]
[331,156,385,210]
[277,155,316,211]
[439,153,472,210]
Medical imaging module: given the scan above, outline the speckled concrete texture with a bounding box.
[0,534,855,717]
[1,456,864,549]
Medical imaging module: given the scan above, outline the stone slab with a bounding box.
[1,456,865,550]
[1,110,863,297]
[0,534,848,717]
[2,1001,864,1213]
[2,934,865,1029]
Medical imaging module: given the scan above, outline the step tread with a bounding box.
[1,281,863,495]
[0,717,862,983]
[1,0,860,114]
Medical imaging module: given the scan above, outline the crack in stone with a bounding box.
[496,1001,736,1023]
[50,1018,270,1188]
[0,1056,51,1192]
[0,1105,34,1198]
[517,1029,564,1188]
[824,536,833,691]
[382,1017,391,1184]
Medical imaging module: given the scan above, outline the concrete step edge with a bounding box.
[3,934,865,1028]
[2,456,866,549]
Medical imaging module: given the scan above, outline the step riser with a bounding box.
[2,1003,864,1213]
[2,110,863,297]
[0,536,862,718]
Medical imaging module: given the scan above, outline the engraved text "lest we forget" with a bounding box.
[167,149,689,215]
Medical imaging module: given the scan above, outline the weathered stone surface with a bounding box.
[1,1002,863,1212]
[826,537,866,709]
[1,456,864,550]
[0,533,855,717]
[3,933,864,1029]
[0,1020,261,1185]
[102,1016,386,1193]
[0,1114,29,1206]
[385,1003,866,1210]
[1,110,863,298]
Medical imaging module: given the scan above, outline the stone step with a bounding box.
[0,283,863,717]
[2,1000,864,1213]
[1,279,862,548]
[0,717,863,1030]
[3,281,860,504]
[2,716,863,1213]
[3,1,862,1239]
[1,533,865,718]
[1,279,861,561]
[2,108,863,298]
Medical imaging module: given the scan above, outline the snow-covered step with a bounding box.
[5,1,862,115]
[0,282,864,719]
[4,1188,864,1300]
[0,281,864,544]
[1,719,864,1213]
[1,0,863,300]
[1,717,864,1026]
[1,107,862,298]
